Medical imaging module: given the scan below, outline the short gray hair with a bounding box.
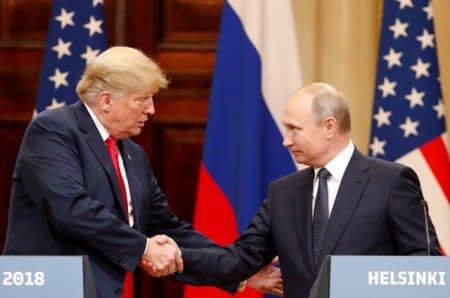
[304,82,351,134]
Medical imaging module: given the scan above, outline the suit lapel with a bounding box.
[291,168,315,270]
[119,139,143,231]
[320,149,370,258]
[74,101,129,220]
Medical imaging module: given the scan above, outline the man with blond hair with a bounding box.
[3,46,280,298]
[177,82,441,298]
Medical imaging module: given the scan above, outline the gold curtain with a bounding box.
[292,0,450,154]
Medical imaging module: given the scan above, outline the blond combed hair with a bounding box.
[76,46,168,102]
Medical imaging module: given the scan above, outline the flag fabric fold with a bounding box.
[35,0,107,115]
[369,0,450,254]
[184,0,302,297]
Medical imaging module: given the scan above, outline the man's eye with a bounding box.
[135,97,152,103]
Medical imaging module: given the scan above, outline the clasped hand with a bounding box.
[139,235,183,277]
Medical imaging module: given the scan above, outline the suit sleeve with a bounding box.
[19,115,147,271]
[174,196,276,288]
[134,153,240,292]
[388,166,441,255]
[139,150,219,249]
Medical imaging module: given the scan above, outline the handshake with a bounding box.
[137,235,284,296]
[139,235,183,277]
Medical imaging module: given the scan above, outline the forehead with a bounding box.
[120,89,155,99]
[283,92,312,122]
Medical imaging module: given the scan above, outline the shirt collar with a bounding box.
[83,102,110,142]
[314,140,355,182]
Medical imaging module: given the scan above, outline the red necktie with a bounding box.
[105,136,134,298]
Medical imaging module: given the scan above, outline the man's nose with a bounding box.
[282,135,292,147]
[144,99,155,115]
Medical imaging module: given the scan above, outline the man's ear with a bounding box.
[98,91,112,112]
[324,116,337,139]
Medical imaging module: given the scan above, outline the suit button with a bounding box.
[115,288,122,295]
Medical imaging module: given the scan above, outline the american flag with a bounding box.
[369,0,450,253]
[35,0,107,115]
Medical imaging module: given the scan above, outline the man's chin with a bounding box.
[293,156,305,164]
[128,128,142,137]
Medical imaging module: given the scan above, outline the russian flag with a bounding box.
[184,1,302,297]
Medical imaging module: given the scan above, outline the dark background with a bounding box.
[0,0,224,297]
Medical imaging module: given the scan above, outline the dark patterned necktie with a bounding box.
[312,168,331,272]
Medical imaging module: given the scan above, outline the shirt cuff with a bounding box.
[237,280,247,292]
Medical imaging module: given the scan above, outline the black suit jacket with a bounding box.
[181,148,440,298]
[3,102,236,297]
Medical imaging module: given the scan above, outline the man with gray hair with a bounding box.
[176,82,441,298]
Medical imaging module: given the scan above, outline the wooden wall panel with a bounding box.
[162,0,222,44]
[0,123,27,247]
[0,1,221,298]
[0,0,52,43]
[125,0,219,92]
[0,0,53,121]
[0,48,42,121]
[161,127,205,221]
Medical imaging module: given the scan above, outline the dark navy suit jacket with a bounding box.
[180,148,441,298]
[3,101,235,297]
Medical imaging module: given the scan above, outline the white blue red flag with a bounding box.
[184,0,302,297]
[35,0,107,115]
[369,0,450,253]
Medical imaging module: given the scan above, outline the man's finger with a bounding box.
[154,235,170,245]
[176,254,184,273]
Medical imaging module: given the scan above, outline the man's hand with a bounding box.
[248,257,283,296]
[139,235,183,277]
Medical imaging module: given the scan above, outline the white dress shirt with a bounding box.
[312,141,355,217]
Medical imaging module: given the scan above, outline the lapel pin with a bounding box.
[128,154,132,160]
